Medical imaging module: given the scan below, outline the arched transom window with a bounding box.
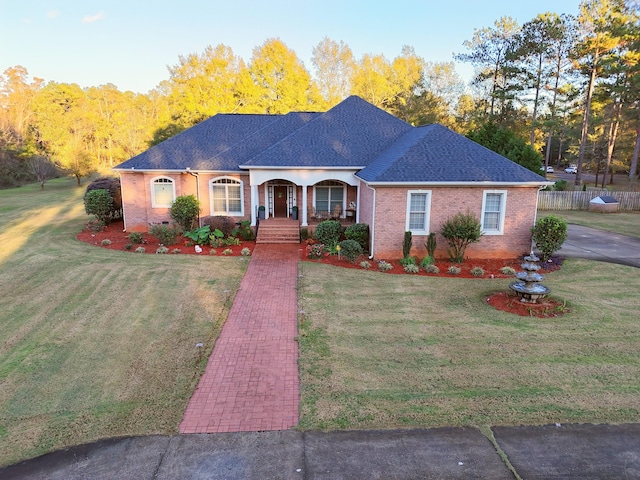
[209,177,243,216]
[151,176,175,208]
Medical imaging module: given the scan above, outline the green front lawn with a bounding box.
[0,179,247,467]
[297,260,640,430]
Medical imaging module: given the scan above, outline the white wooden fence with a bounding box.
[538,190,640,211]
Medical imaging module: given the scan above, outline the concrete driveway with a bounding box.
[558,224,640,268]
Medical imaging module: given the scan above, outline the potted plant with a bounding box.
[292,205,298,220]
[258,205,265,220]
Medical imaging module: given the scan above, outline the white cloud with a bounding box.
[47,10,60,19]
[82,11,105,24]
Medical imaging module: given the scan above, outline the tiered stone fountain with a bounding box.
[509,252,550,303]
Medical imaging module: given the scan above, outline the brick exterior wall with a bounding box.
[120,172,251,232]
[371,185,539,260]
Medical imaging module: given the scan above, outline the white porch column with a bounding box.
[251,184,259,226]
[301,184,308,226]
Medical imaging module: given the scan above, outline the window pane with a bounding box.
[154,181,173,206]
[410,193,426,212]
[483,193,503,231]
[329,187,344,211]
[211,185,227,212]
[484,212,499,230]
[227,185,241,213]
[409,212,425,230]
[316,187,329,212]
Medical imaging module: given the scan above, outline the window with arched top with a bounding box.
[209,177,243,216]
[151,177,175,208]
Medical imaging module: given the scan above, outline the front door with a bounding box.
[274,186,288,217]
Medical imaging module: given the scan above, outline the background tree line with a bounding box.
[1,0,638,188]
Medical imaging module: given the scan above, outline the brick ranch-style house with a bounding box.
[113,96,551,259]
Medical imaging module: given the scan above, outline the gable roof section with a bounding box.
[357,124,548,184]
[240,96,412,168]
[205,111,321,168]
[114,114,280,172]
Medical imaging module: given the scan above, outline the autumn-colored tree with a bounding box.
[31,82,95,185]
[166,44,249,126]
[311,37,355,107]
[249,38,320,114]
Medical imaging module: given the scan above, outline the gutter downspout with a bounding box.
[367,183,376,259]
[185,168,201,227]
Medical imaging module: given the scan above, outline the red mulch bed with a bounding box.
[76,219,255,256]
[77,220,566,317]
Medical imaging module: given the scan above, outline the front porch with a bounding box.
[247,169,360,228]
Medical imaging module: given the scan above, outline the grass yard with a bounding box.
[0,179,247,467]
[297,259,640,430]
[545,209,640,239]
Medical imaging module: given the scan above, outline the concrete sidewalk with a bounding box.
[2,424,639,479]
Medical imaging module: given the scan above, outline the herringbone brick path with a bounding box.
[179,244,300,433]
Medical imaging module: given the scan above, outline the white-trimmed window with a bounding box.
[209,177,243,216]
[405,190,431,234]
[314,181,344,215]
[151,177,175,208]
[481,190,507,235]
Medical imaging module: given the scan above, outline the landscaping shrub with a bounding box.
[400,256,417,266]
[447,265,461,275]
[425,232,437,258]
[314,220,342,248]
[470,266,485,277]
[127,232,144,244]
[424,264,440,274]
[156,246,169,254]
[134,246,146,253]
[100,239,111,246]
[203,215,236,238]
[337,239,363,262]
[404,263,420,273]
[554,179,568,191]
[184,225,212,245]
[84,189,113,225]
[170,195,200,231]
[532,215,567,261]
[402,231,412,259]
[233,220,254,241]
[378,260,392,272]
[344,223,369,251]
[441,212,482,263]
[84,177,122,220]
[420,256,434,268]
[241,247,251,256]
[149,224,181,245]
[306,243,326,259]
[500,266,516,275]
[360,260,371,269]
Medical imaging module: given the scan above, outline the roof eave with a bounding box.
[113,167,246,175]
[239,164,365,170]
[360,180,554,187]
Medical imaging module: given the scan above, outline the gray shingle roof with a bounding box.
[114,114,280,171]
[241,96,412,168]
[356,124,547,184]
[114,96,547,185]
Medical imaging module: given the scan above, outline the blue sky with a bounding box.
[1,1,580,94]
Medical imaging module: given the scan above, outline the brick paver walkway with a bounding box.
[179,244,300,433]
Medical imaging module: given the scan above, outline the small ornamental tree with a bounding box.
[402,231,412,259]
[441,212,482,263]
[532,215,567,261]
[84,189,113,225]
[170,195,200,231]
